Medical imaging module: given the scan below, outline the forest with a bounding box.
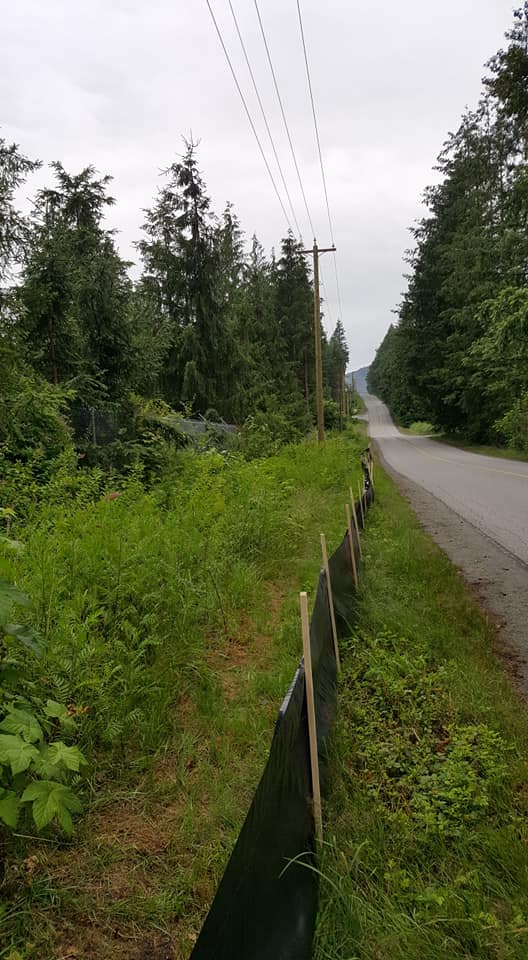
[1,133,350,505]
[368,4,528,450]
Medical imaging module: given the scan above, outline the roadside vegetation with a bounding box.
[397,420,437,436]
[1,427,366,959]
[0,132,351,464]
[368,7,528,455]
[315,464,528,960]
[432,437,528,464]
[384,414,528,461]
[0,73,361,959]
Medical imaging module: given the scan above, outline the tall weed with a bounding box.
[8,432,364,761]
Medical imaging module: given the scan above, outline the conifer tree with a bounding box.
[20,164,134,400]
[275,232,314,405]
[139,140,237,415]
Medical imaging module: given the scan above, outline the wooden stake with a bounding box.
[320,533,340,672]
[345,504,359,589]
[357,479,365,527]
[300,591,323,851]
[349,486,363,559]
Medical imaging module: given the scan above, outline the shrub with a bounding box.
[0,531,86,835]
[495,392,528,451]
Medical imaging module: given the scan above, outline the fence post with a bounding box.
[345,504,359,589]
[300,591,323,851]
[320,533,340,673]
[349,486,363,559]
[357,479,365,527]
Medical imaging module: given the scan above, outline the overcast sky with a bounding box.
[2,0,516,368]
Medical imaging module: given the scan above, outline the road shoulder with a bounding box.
[373,439,528,700]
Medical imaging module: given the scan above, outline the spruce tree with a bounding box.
[138,140,237,415]
[20,164,134,400]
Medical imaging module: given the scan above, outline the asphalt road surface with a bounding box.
[365,393,528,567]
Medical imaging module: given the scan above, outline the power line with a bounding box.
[319,268,333,327]
[331,253,344,321]
[296,0,344,320]
[227,0,302,237]
[205,0,292,232]
[296,0,333,243]
[253,0,316,239]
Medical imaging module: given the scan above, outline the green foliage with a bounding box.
[3,433,363,760]
[0,137,40,281]
[406,421,436,435]
[19,163,135,402]
[1,135,335,448]
[138,139,240,416]
[238,400,309,459]
[344,629,509,840]
[494,391,528,451]
[323,319,349,429]
[0,369,73,466]
[0,536,86,836]
[0,430,366,956]
[21,780,83,834]
[315,464,528,960]
[369,8,528,447]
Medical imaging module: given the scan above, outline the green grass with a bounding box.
[1,428,366,959]
[433,436,528,463]
[398,420,437,436]
[315,465,528,960]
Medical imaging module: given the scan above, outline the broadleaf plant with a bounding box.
[0,532,87,835]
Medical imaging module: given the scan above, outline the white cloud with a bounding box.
[2,0,515,366]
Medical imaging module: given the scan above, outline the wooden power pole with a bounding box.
[301,240,336,443]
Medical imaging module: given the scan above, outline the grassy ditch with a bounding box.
[315,465,528,960]
[433,436,528,464]
[398,420,437,436]
[1,428,366,959]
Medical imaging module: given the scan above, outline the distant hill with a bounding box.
[346,366,369,395]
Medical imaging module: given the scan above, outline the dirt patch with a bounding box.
[54,928,178,960]
[89,802,180,856]
[207,580,287,702]
[375,442,528,700]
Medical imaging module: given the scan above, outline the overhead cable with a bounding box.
[228,0,302,237]
[320,271,333,327]
[296,0,344,319]
[205,0,292,232]
[253,0,316,239]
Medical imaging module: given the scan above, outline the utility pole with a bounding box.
[301,240,336,443]
[338,361,344,432]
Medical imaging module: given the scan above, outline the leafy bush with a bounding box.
[5,432,362,758]
[0,371,73,466]
[238,404,308,460]
[323,398,339,430]
[407,420,436,435]
[495,392,528,451]
[0,531,86,835]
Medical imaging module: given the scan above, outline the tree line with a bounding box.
[0,136,350,468]
[368,4,528,450]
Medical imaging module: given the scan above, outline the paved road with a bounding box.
[365,394,528,567]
